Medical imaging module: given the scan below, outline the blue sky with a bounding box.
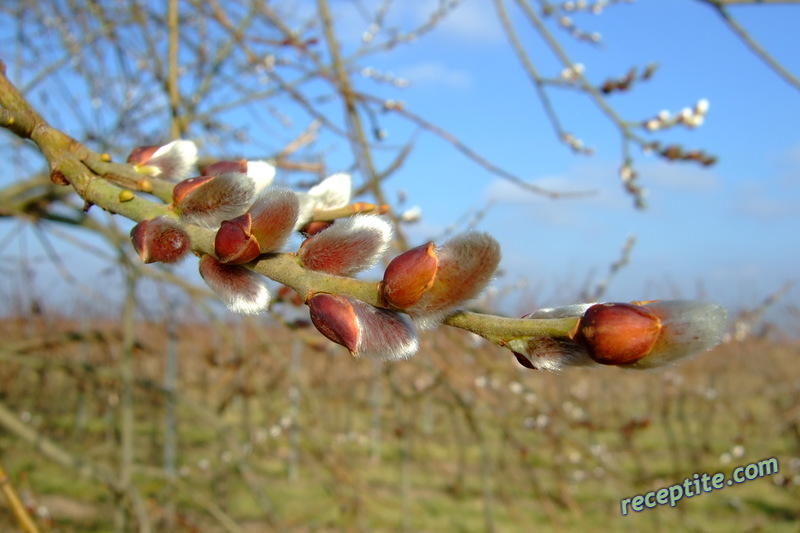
[1,1,798,329]
[326,0,800,323]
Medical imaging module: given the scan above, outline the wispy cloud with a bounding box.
[781,141,800,165]
[483,172,615,228]
[731,180,800,219]
[330,0,503,48]
[484,161,632,204]
[430,0,504,45]
[398,62,472,88]
[397,0,504,46]
[641,161,721,193]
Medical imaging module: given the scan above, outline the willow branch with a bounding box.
[0,60,579,351]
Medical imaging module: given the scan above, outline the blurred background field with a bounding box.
[0,297,798,532]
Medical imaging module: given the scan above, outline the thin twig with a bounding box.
[698,0,800,91]
[168,0,181,139]
[0,460,42,533]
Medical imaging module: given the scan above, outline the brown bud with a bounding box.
[130,216,190,264]
[511,300,727,372]
[685,150,704,162]
[308,293,419,360]
[408,232,501,329]
[662,145,683,161]
[381,242,438,309]
[572,303,662,365]
[126,145,160,165]
[49,169,69,186]
[248,187,299,253]
[127,140,198,182]
[215,214,261,265]
[301,220,333,236]
[172,175,215,205]
[172,173,256,228]
[620,300,727,369]
[201,159,248,176]
[297,215,392,276]
[307,293,359,355]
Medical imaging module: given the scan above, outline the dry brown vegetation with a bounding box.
[0,308,798,532]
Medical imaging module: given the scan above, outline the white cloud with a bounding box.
[485,174,589,205]
[398,62,472,88]
[323,0,503,48]
[431,0,504,45]
[731,180,799,219]
[483,173,615,228]
[640,161,721,193]
[309,0,504,60]
[782,142,800,165]
[483,162,632,208]
[396,0,504,45]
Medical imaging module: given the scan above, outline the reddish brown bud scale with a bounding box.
[509,300,726,372]
[301,220,333,236]
[308,293,359,355]
[50,170,69,186]
[202,159,248,176]
[572,303,662,365]
[126,145,160,165]
[621,301,727,369]
[130,217,190,264]
[381,242,438,309]
[409,232,501,329]
[513,351,536,370]
[307,293,420,360]
[215,214,261,265]
[129,221,150,262]
[248,188,299,253]
[206,187,297,266]
[127,140,198,182]
[172,175,215,205]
